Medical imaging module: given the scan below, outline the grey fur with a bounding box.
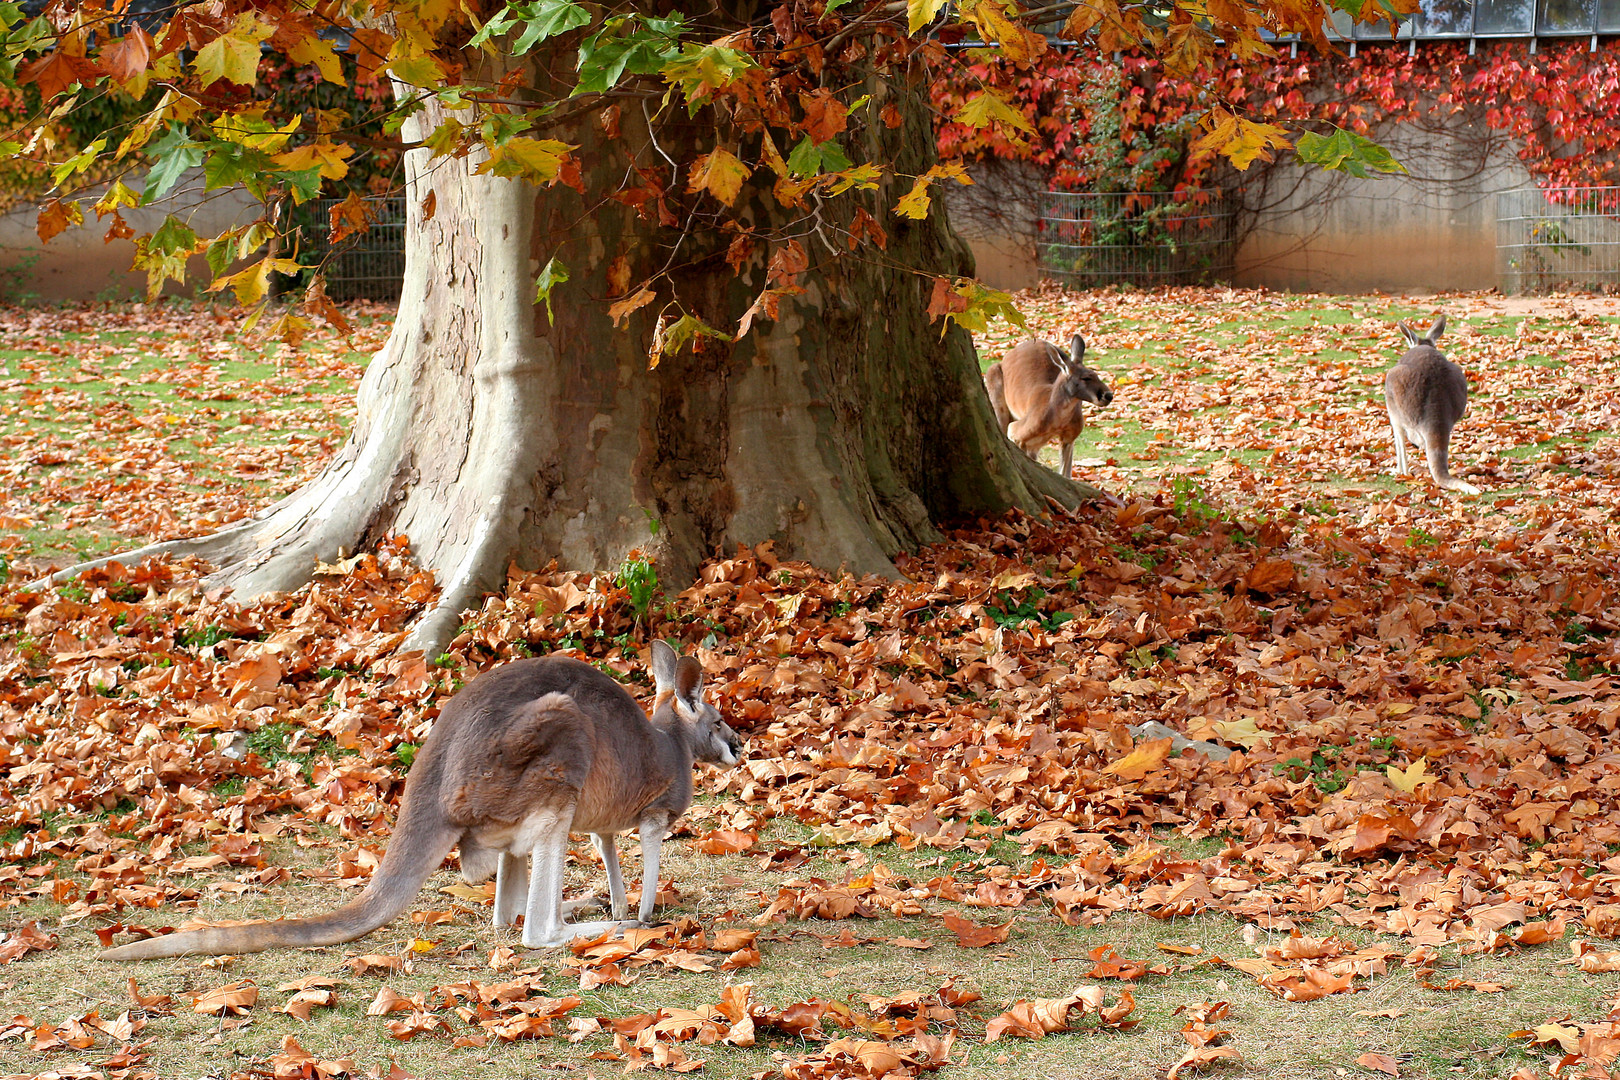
[101,642,742,959]
[1384,313,1480,495]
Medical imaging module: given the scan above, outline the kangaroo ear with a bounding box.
[1398,322,1420,347]
[650,639,679,693]
[674,656,704,711]
[1070,334,1086,363]
[1426,314,1446,343]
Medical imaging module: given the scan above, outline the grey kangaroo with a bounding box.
[1384,314,1479,495]
[102,641,742,958]
[983,334,1114,479]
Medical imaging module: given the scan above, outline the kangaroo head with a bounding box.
[650,640,743,766]
[1057,336,1114,408]
[1399,314,1446,350]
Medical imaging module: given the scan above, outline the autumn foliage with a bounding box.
[937,39,1620,193]
[5,288,1620,1077]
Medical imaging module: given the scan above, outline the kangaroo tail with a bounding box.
[1422,430,1480,495]
[101,804,460,961]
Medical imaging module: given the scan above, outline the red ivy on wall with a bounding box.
[937,40,1620,192]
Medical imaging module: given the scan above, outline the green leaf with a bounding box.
[281,166,324,204]
[479,112,530,147]
[1296,127,1406,178]
[785,135,852,177]
[50,137,106,187]
[653,313,731,367]
[468,3,520,47]
[534,255,568,323]
[204,143,277,195]
[206,231,240,280]
[662,42,755,112]
[150,214,199,256]
[574,14,685,96]
[510,0,591,54]
[139,125,206,205]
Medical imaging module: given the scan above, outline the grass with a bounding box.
[974,295,1618,522]
[5,291,1620,1078]
[0,299,380,567]
[3,814,1610,1080]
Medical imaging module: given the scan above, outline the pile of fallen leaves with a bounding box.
[3,289,1620,1080]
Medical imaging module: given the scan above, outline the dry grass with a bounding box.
[2,811,1609,1080]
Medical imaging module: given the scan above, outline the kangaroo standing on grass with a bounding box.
[1384,314,1480,495]
[983,334,1114,480]
[102,641,743,958]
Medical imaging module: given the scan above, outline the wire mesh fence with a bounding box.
[1497,187,1620,294]
[1037,190,1238,288]
[283,195,408,301]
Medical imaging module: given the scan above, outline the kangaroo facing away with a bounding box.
[983,334,1114,480]
[1384,314,1479,495]
[101,641,743,959]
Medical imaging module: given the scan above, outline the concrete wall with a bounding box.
[1233,122,1534,293]
[0,177,262,302]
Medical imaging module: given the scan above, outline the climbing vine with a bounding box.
[938,39,1620,193]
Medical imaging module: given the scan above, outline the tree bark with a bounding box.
[52,48,1100,657]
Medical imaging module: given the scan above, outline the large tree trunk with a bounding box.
[54,48,1098,656]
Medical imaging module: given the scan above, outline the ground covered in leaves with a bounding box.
[2,288,1620,1080]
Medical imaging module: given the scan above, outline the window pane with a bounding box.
[1538,0,1596,31]
[1354,11,1417,35]
[1602,0,1620,28]
[1417,0,1475,34]
[1474,0,1535,32]
[1324,8,1355,37]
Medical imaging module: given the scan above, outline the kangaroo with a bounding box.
[983,333,1114,480]
[1384,314,1479,495]
[101,641,743,958]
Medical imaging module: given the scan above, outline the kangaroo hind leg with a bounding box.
[493,851,529,928]
[520,809,639,948]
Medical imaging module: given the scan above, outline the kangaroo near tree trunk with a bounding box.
[48,44,1098,658]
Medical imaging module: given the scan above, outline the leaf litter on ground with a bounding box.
[2,288,1620,1078]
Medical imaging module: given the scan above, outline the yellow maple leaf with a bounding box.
[388,52,445,87]
[273,140,354,180]
[1385,759,1432,794]
[192,13,273,88]
[477,137,574,184]
[953,92,1035,136]
[288,34,346,86]
[958,0,1047,63]
[208,256,303,307]
[908,0,950,34]
[1194,109,1291,171]
[687,148,751,207]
